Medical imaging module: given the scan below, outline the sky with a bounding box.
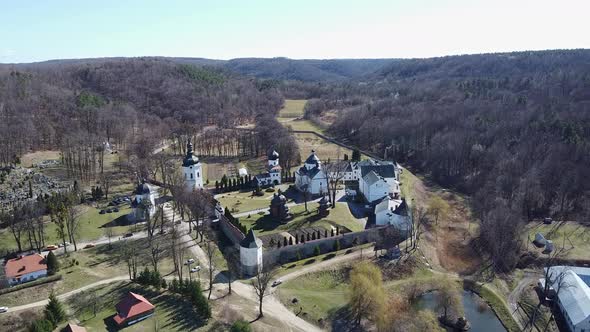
[1,0,589,63]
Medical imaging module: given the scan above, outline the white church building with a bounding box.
[254,150,282,187]
[182,140,203,191]
[130,180,159,221]
[295,150,328,196]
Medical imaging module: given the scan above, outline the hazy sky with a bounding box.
[1,0,589,63]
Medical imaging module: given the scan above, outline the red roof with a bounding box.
[5,254,47,278]
[113,292,155,325]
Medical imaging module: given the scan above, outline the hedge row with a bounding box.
[0,274,62,295]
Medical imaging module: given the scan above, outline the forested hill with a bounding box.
[0,58,283,166]
[301,49,590,270]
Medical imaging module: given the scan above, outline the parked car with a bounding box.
[184,258,195,265]
[46,245,58,251]
[99,210,106,214]
[124,232,133,238]
[543,217,553,225]
[272,279,283,287]
[190,266,201,273]
[84,243,95,249]
[113,207,120,213]
[0,306,8,313]
[106,209,113,213]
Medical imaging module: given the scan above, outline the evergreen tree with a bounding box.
[46,251,59,275]
[333,239,341,251]
[29,319,53,332]
[44,292,65,327]
[352,149,361,162]
[314,245,321,256]
[283,237,288,247]
[288,237,293,245]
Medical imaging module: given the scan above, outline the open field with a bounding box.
[293,133,352,161]
[278,99,307,118]
[20,150,61,168]
[278,268,349,326]
[525,221,590,260]
[0,236,182,307]
[0,204,138,253]
[217,184,291,213]
[240,200,363,237]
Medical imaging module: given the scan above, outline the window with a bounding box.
[197,172,199,177]
[190,174,193,179]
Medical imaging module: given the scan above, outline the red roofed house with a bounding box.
[5,254,47,286]
[113,292,155,327]
[62,323,87,332]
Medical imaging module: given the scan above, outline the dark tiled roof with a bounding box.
[297,165,322,179]
[360,163,397,179]
[268,150,279,160]
[305,150,320,164]
[135,182,152,195]
[182,141,199,167]
[393,199,409,216]
[240,229,263,248]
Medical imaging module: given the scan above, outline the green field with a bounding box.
[0,204,138,253]
[278,268,349,325]
[525,221,590,260]
[240,201,363,236]
[278,99,307,118]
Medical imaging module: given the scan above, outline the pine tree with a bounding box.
[46,251,59,275]
[314,245,321,256]
[29,319,53,332]
[44,292,65,327]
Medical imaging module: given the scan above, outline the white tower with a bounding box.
[268,150,279,168]
[240,229,263,276]
[182,141,203,191]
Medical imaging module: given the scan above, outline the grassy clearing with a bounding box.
[216,184,291,213]
[276,243,373,277]
[0,236,180,307]
[293,132,352,161]
[20,150,61,168]
[278,268,349,326]
[278,99,307,118]
[241,201,363,236]
[525,221,590,260]
[0,204,137,252]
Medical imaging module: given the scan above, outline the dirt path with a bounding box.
[507,272,540,330]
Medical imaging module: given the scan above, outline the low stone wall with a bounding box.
[218,215,245,247]
[263,225,404,266]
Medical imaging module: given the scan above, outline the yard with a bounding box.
[216,184,291,213]
[0,204,138,253]
[0,235,183,307]
[525,221,590,260]
[239,200,363,237]
[66,281,212,332]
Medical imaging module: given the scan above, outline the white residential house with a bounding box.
[131,181,159,221]
[255,150,282,187]
[375,198,411,235]
[359,171,391,203]
[295,150,328,196]
[5,254,48,286]
[539,266,590,332]
[182,141,203,191]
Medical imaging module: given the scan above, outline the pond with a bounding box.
[415,290,506,332]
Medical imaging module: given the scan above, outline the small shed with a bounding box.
[238,168,248,176]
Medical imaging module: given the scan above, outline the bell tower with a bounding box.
[182,140,203,190]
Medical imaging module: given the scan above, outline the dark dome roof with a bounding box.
[135,182,151,195]
[271,193,287,205]
[268,150,279,160]
[305,150,320,164]
[183,141,199,167]
[240,229,263,248]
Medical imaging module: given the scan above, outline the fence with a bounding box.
[218,214,245,246]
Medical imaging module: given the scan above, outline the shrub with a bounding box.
[46,251,59,275]
[314,245,321,256]
[230,319,252,332]
[333,239,341,251]
[29,319,53,332]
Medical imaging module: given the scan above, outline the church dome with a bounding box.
[305,150,320,164]
[268,150,279,160]
[183,141,199,167]
[135,181,151,195]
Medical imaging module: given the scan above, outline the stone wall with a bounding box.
[262,225,405,266]
[218,215,245,247]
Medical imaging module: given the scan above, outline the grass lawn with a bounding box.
[525,221,590,260]
[66,281,212,332]
[216,184,291,213]
[0,236,181,307]
[0,204,138,253]
[241,201,363,236]
[278,268,349,326]
[278,99,307,118]
[20,150,61,168]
